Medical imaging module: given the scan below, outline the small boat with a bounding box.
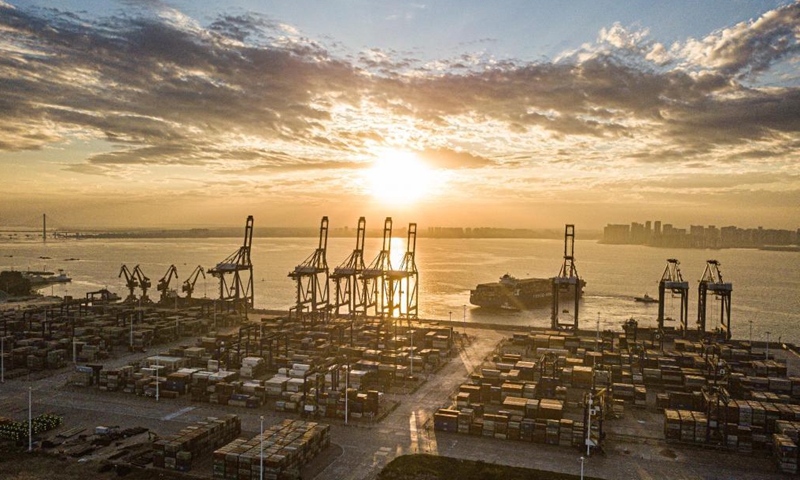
[49,269,72,283]
[24,269,71,285]
[634,293,658,304]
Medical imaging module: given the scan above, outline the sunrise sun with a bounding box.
[365,150,434,205]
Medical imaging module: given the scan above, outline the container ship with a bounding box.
[470,274,585,310]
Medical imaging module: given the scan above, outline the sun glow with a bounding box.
[365,150,434,205]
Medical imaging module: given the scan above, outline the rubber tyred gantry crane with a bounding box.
[208,215,254,313]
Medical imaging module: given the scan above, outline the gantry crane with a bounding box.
[289,216,330,326]
[182,265,205,299]
[132,265,151,303]
[119,264,138,303]
[208,215,254,312]
[551,224,582,330]
[157,264,179,303]
[388,222,419,321]
[330,217,367,318]
[698,260,732,340]
[658,259,689,334]
[362,217,393,318]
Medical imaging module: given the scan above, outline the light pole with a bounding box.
[766,331,771,360]
[259,415,264,480]
[749,320,753,345]
[586,396,592,456]
[155,355,160,402]
[28,386,32,452]
[410,329,414,377]
[580,456,585,480]
[462,305,467,339]
[130,314,134,349]
[344,356,349,426]
[595,312,600,353]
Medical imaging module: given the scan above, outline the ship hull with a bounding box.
[470,276,585,310]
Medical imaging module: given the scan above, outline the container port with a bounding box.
[1,218,798,480]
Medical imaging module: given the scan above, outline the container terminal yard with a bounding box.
[2,216,800,480]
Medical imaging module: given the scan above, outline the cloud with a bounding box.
[677,2,800,77]
[0,0,797,191]
[418,148,495,169]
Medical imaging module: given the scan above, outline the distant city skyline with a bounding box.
[1,1,799,229]
[603,219,799,248]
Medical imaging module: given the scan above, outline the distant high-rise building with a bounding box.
[654,221,662,235]
[603,224,630,244]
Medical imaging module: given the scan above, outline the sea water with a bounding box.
[1,237,798,343]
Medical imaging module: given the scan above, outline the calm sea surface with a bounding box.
[1,238,798,343]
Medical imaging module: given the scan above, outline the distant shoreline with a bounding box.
[1,227,603,241]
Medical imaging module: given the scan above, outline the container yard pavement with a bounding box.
[0,326,785,480]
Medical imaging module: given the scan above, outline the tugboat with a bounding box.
[634,293,658,304]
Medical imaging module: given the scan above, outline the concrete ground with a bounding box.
[0,326,789,480]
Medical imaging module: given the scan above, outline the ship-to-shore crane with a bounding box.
[551,224,581,330]
[657,259,689,334]
[208,216,254,312]
[330,217,367,318]
[289,216,330,326]
[388,222,418,321]
[698,260,732,340]
[362,217,393,319]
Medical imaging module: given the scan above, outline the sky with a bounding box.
[1,0,799,230]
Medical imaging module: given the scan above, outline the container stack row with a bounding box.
[212,419,330,480]
[152,415,241,472]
